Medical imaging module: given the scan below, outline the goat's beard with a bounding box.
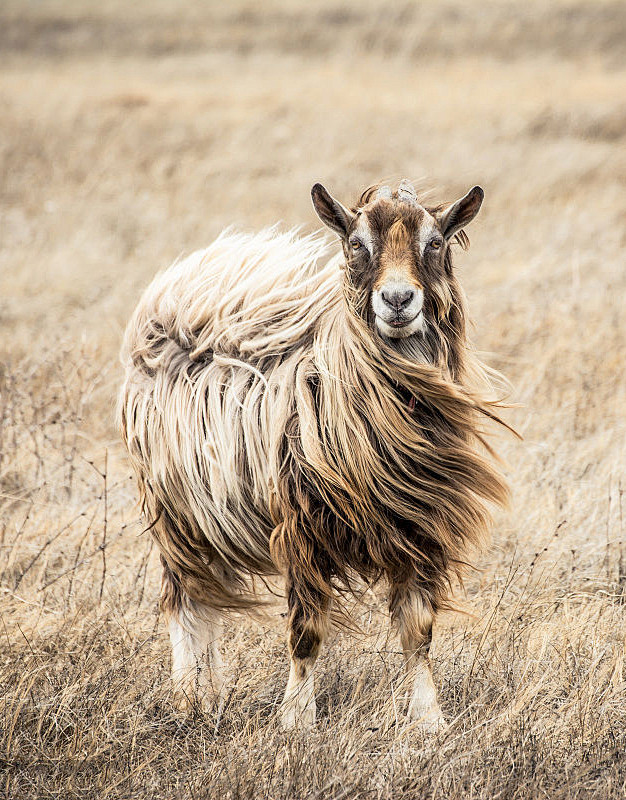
[389,325,434,365]
[343,280,437,367]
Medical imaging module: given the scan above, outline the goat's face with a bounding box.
[311,180,483,339]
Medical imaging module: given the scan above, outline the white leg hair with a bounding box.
[280,658,317,730]
[405,652,444,731]
[167,599,225,711]
[392,589,446,732]
[279,589,331,731]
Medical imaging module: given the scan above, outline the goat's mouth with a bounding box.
[375,310,424,339]
[387,311,421,328]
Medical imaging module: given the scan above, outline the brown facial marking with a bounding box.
[373,210,425,291]
[386,217,411,256]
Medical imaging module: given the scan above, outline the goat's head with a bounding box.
[311,180,483,339]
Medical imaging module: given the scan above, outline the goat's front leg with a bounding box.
[280,577,331,730]
[389,582,446,732]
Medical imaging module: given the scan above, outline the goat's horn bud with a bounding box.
[397,179,417,204]
[375,185,393,200]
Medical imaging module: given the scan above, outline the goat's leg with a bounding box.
[389,582,446,732]
[161,561,225,711]
[280,579,331,730]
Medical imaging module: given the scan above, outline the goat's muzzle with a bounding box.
[371,281,425,339]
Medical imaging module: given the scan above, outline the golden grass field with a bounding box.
[2,1,626,797]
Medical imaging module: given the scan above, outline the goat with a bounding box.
[118,180,509,731]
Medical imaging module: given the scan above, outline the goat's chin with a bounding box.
[375,312,425,340]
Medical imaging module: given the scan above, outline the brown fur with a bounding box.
[118,182,510,721]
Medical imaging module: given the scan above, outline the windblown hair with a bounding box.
[119,223,508,623]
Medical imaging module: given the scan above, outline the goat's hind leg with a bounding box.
[161,560,225,712]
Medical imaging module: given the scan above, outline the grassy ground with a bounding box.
[1,1,626,797]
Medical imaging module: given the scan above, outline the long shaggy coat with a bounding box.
[120,221,507,624]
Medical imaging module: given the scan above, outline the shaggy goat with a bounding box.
[119,179,508,731]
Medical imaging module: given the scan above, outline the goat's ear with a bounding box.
[311,183,354,237]
[438,186,484,241]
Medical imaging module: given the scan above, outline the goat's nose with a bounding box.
[381,287,415,310]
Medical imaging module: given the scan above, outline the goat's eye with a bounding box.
[349,238,362,251]
[429,238,442,250]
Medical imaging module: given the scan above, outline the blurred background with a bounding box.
[1,2,626,797]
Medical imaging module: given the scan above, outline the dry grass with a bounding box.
[2,1,626,797]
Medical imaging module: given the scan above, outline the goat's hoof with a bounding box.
[408,707,448,734]
[172,686,224,715]
[280,701,316,731]
[416,715,448,734]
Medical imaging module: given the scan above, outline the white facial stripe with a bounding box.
[382,269,418,285]
[417,213,437,256]
[353,213,373,254]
